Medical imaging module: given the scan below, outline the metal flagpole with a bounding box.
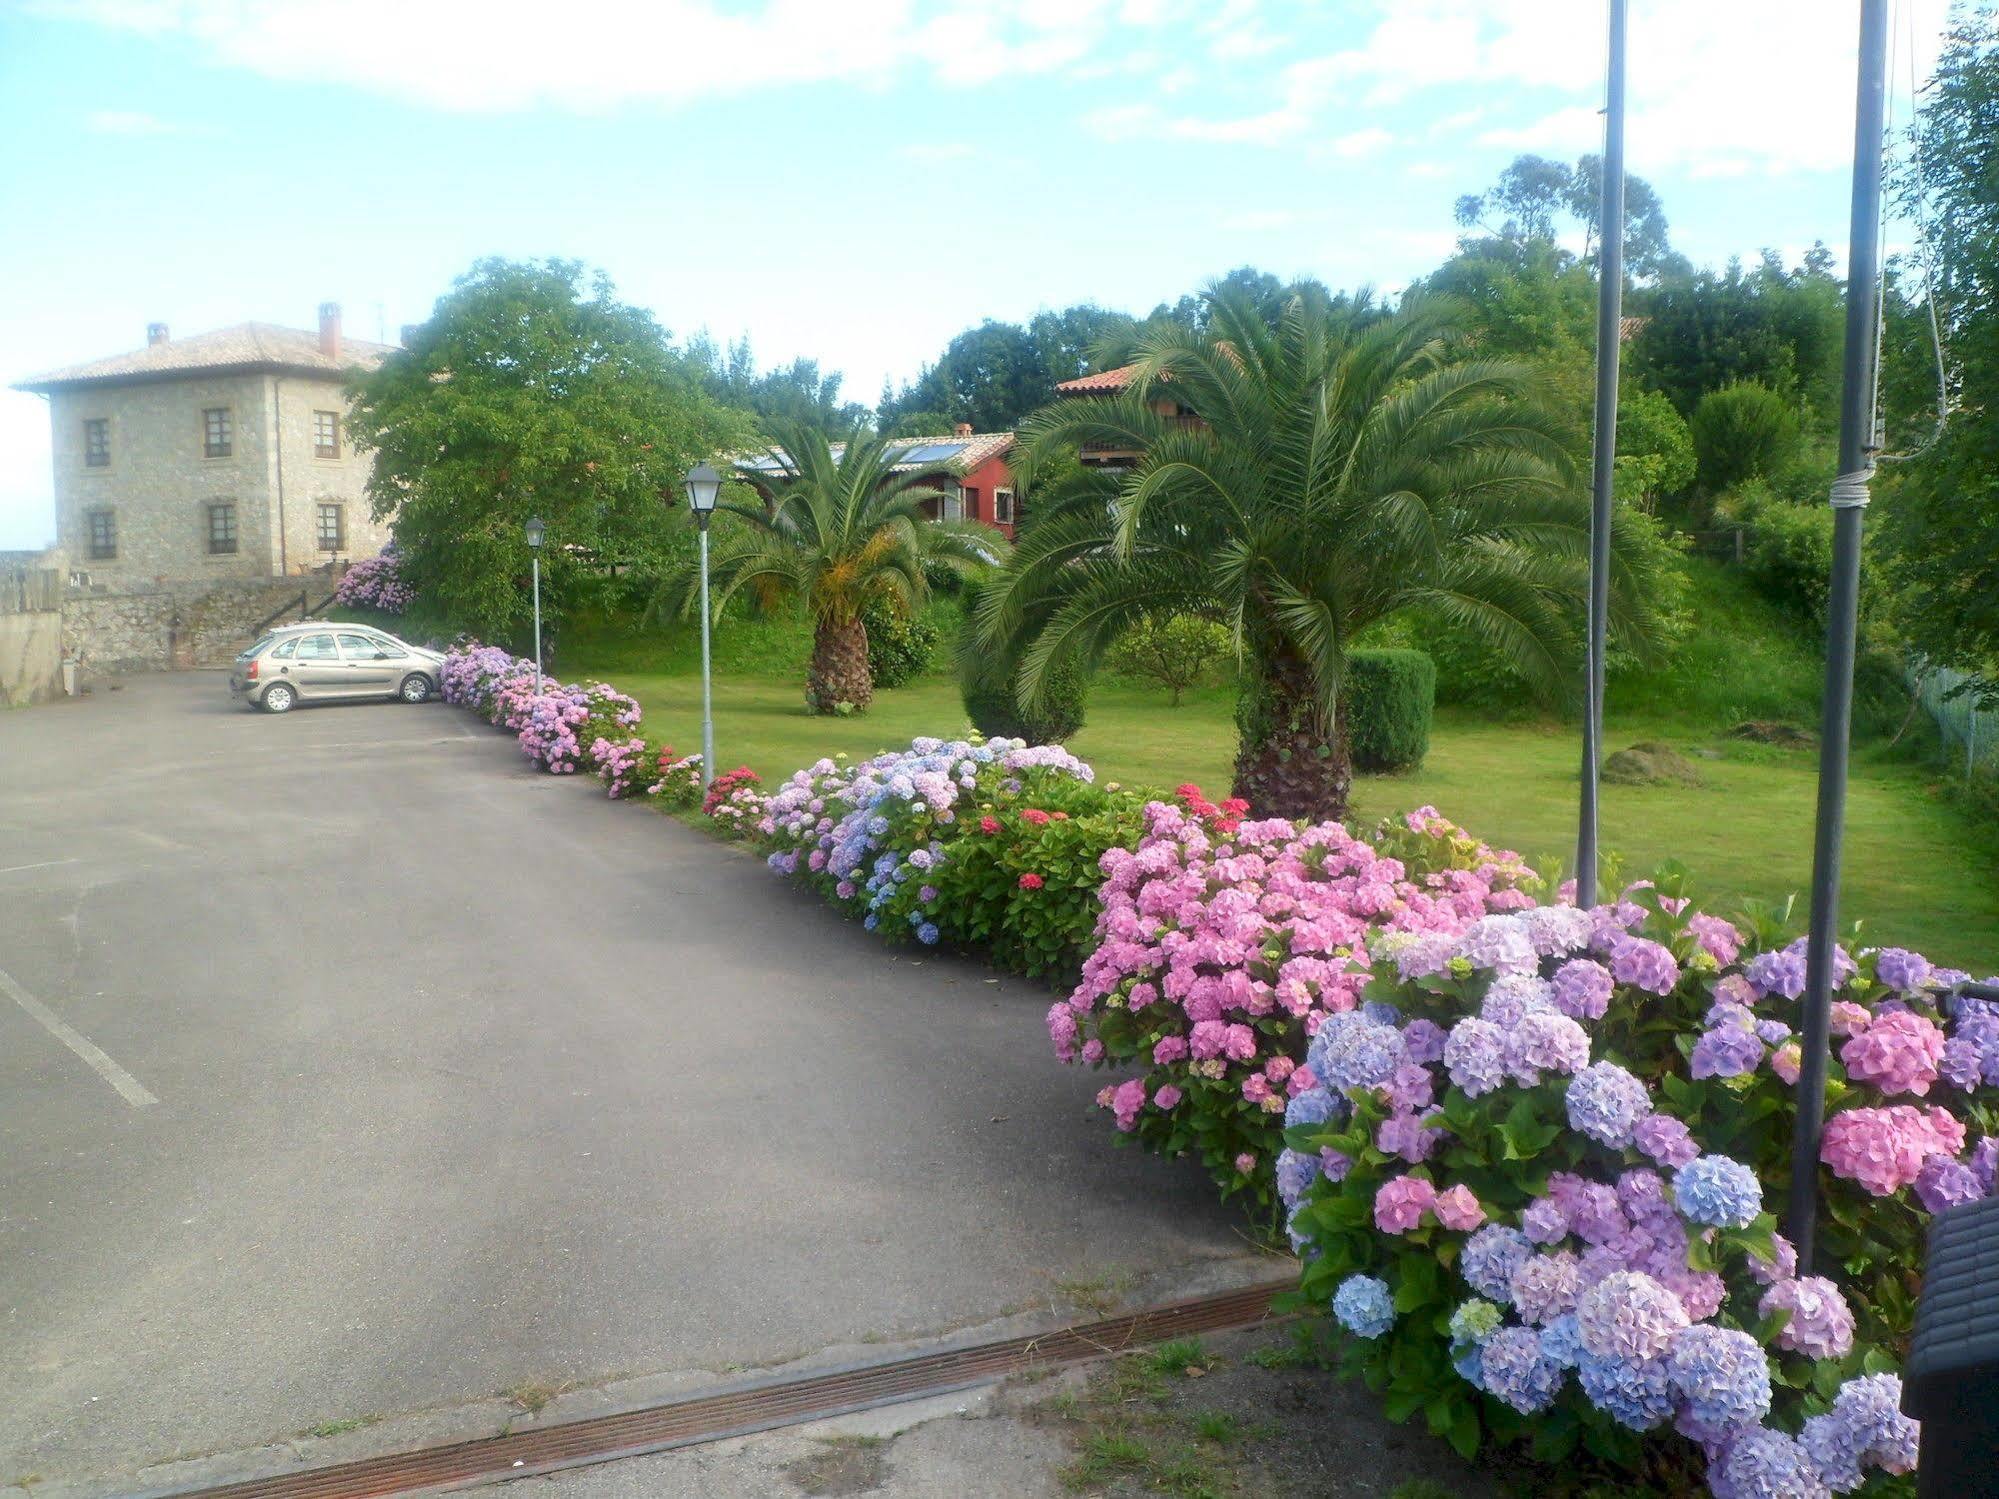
[1786,0,1889,1268]
[1576,0,1627,908]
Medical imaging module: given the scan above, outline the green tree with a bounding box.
[1877,2,1999,704]
[1106,614,1232,706]
[686,332,870,428]
[1691,381,1801,491]
[1454,153,1686,280]
[1615,388,1697,509]
[1626,253,1845,418]
[691,420,1002,714]
[346,258,733,641]
[977,284,1670,821]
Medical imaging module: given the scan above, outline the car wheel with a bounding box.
[262,682,297,714]
[398,673,434,704]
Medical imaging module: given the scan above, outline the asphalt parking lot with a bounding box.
[0,675,1245,1493]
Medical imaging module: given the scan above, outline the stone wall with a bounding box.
[59,577,336,676]
[0,609,62,705]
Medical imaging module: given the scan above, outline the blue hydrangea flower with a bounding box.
[1442,1017,1507,1098]
[1538,1313,1585,1369]
[1565,1061,1651,1148]
[916,922,940,946]
[1332,1274,1395,1339]
[1576,1351,1676,1431]
[1799,1373,1919,1492]
[1311,1014,1408,1092]
[1284,1087,1339,1130]
[1275,1148,1318,1209]
[1719,1426,1830,1499]
[1451,1342,1485,1389]
[1479,1327,1565,1414]
[1674,1155,1763,1229]
[863,913,879,931]
[1459,1225,1534,1303]
[1665,1324,1772,1431]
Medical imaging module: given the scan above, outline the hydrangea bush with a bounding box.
[438,643,641,776]
[331,546,414,614]
[757,735,1145,979]
[704,767,766,838]
[1278,869,1995,1494]
[1052,799,1538,1212]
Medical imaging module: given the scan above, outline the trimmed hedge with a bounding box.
[861,598,940,690]
[961,652,1089,744]
[1345,648,1436,772]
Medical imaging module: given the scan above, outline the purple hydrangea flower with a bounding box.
[1915,1154,1984,1215]
[1504,1010,1591,1084]
[1401,1017,1447,1064]
[1875,947,1933,993]
[1747,1232,1799,1287]
[1745,948,1808,1001]
[1799,1374,1919,1492]
[1460,1224,1534,1303]
[1633,1112,1701,1169]
[1275,1148,1318,1209]
[1576,1350,1675,1430]
[1674,1156,1764,1229]
[1691,1023,1767,1080]
[1972,1136,1998,1196]
[1522,1196,1570,1245]
[1758,1275,1856,1361]
[1311,1014,1408,1092]
[1509,1251,1584,1325]
[1457,914,1540,976]
[1551,958,1614,1021]
[1610,936,1680,996]
[1665,1324,1772,1431]
[1479,1327,1564,1414]
[1443,1017,1508,1098]
[1719,1427,1830,1499]
[1575,1271,1689,1362]
[1566,1061,1651,1148]
[1940,1036,1985,1092]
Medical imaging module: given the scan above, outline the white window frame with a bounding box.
[994,487,1014,524]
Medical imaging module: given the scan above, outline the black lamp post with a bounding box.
[524,515,546,697]
[683,464,722,790]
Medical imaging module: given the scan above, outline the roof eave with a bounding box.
[12,359,376,394]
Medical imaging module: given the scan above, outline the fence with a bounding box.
[0,567,62,614]
[1911,665,1999,782]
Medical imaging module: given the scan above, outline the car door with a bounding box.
[336,631,400,697]
[288,631,348,699]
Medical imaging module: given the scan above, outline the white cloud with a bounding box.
[1310,126,1394,162]
[32,0,1185,111]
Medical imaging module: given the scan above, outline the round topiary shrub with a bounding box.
[1345,648,1436,772]
[860,598,940,690]
[961,651,1088,744]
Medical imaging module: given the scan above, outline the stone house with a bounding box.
[13,305,396,583]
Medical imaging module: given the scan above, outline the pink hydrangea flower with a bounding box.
[1840,1010,1946,1097]
[1434,1184,1485,1232]
[1373,1174,1437,1234]
[1820,1105,1964,1196]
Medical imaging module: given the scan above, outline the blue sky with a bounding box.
[0,0,1948,547]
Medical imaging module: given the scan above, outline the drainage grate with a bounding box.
[139,1280,1289,1499]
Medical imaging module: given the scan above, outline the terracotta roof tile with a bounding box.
[15,322,398,391]
[1054,362,1143,393]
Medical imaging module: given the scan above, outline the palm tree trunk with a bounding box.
[806,614,873,715]
[1230,646,1351,823]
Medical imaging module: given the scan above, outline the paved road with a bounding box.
[0,676,1241,1490]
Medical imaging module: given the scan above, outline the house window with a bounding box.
[942,487,964,522]
[207,502,238,555]
[313,410,341,459]
[86,508,117,559]
[961,487,978,521]
[83,418,110,467]
[316,502,345,552]
[203,407,233,458]
[994,487,1014,524]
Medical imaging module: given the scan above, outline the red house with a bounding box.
[737,424,1020,541]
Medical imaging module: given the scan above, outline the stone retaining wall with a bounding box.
[60,578,332,676]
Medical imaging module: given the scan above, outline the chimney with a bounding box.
[146,322,169,346]
[317,301,342,360]
[953,422,973,437]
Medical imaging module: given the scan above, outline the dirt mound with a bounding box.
[1602,741,1705,787]
[1729,720,1817,748]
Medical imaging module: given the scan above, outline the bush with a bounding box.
[861,598,940,690]
[1345,650,1436,772]
[331,547,414,614]
[1692,383,1801,492]
[1105,615,1232,706]
[438,642,640,774]
[1055,798,1538,1213]
[757,735,1143,981]
[1727,481,1836,627]
[961,651,1089,744]
[1277,876,1987,1492]
[703,767,766,837]
[650,750,704,810]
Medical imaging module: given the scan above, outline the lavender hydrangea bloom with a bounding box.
[1666,1325,1773,1431]
[1522,904,1595,957]
[1402,1017,1448,1064]
[1875,947,1933,993]
[1508,1251,1584,1325]
[1915,1154,1984,1215]
[1973,1137,1999,1196]
[1939,1036,1985,1092]
[1758,1275,1856,1360]
[1633,1112,1701,1169]
[1747,1232,1799,1287]
[1394,932,1459,981]
[1457,914,1540,976]
[1719,1427,1831,1499]
[1503,1010,1591,1084]
[1551,958,1614,1020]
[1799,1374,1919,1492]
[1674,1156,1764,1229]
[1565,1061,1651,1148]
[1576,1350,1676,1431]
[1691,1023,1767,1080]
[1311,1014,1408,1092]
[1479,974,1555,1028]
[1479,1327,1565,1414]
[1575,1272,1690,1362]
[1755,1018,1793,1045]
[1331,1274,1395,1339]
[1745,948,1808,1001]
[1538,1313,1584,1369]
[1284,1087,1339,1130]
[1610,936,1680,996]
[1275,1148,1318,1209]
[1460,1224,1534,1303]
[1521,1197,1570,1245]
[1443,1017,1508,1098]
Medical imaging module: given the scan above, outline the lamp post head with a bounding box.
[525,516,545,550]
[683,463,723,515]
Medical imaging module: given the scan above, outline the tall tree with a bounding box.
[1625,253,1845,420]
[1454,153,1686,280]
[978,283,1671,821]
[1878,2,1999,704]
[685,332,870,428]
[346,258,734,640]
[690,420,1001,714]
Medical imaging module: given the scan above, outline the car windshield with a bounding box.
[238,635,273,660]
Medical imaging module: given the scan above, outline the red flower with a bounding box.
[1219,797,1250,816]
[979,815,1001,834]
[1051,811,1070,821]
[1018,872,1044,890]
[1020,808,1051,825]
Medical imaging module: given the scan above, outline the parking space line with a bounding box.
[0,858,79,877]
[0,965,158,1108]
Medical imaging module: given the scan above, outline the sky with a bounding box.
[0,0,1952,548]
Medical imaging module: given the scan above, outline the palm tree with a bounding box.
[977,284,1669,821]
[690,420,1003,714]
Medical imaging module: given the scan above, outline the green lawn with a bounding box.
[557,645,1999,974]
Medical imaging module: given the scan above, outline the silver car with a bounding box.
[230,623,445,713]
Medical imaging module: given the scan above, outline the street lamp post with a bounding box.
[683,464,722,792]
[525,515,545,697]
